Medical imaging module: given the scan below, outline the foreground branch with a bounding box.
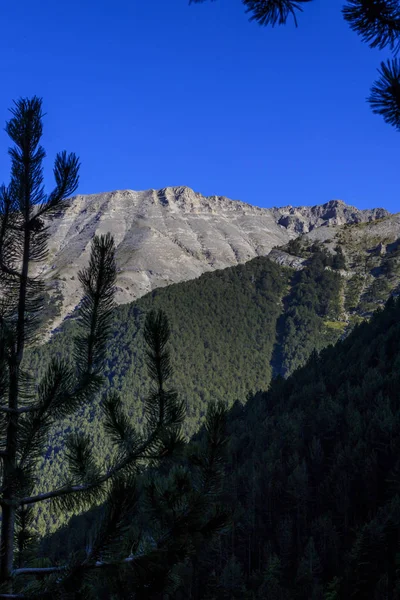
[18,433,163,506]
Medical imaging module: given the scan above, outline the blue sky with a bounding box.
[0,0,398,211]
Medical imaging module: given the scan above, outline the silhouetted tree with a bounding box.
[0,98,229,598]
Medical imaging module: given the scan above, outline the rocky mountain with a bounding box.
[278,211,400,321]
[270,198,387,233]
[39,186,389,328]
[27,195,398,535]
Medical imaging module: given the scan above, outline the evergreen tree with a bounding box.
[0,98,229,598]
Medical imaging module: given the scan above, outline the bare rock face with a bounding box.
[39,187,389,329]
[268,249,306,270]
[272,200,388,233]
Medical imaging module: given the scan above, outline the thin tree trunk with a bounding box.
[0,224,30,588]
[1,365,19,589]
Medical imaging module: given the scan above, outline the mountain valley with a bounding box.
[27,198,400,537]
[18,185,400,597]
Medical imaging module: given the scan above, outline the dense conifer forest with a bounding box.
[41,292,400,598]
[24,247,348,535]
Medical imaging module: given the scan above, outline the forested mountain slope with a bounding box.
[281,212,400,320]
[28,250,344,533]
[25,232,400,593]
[199,295,400,599]
[42,294,400,599]
[26,191,400,537]
[27,214,400,534]
[28,232,400,534]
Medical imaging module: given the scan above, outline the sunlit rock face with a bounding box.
[38,186,389,329]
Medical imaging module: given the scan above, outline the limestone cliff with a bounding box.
[38,186,389,329]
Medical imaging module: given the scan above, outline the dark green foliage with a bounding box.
[39,401,230,599]
[75,232,117,375]
[5,295,227,598]
[23,252,350,534]
[42,292,400,598]
[332,245,346,270]
[28,257,289,446]
[286,237,303,256]
[278,248,343,374]
[102,392,136,449]
[183,295,400,598]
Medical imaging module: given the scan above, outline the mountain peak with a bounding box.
[274,199,389,234]
[41,186,390,330]
[322,199,346,207]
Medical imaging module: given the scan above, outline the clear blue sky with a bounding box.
[0,0,398,211]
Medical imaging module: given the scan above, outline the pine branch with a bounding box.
[65,433,101,485]
[368,58,400,130]
[16,430,182,507]
[144,309,173,389]
[190,0,313,27]
[15,505,36,569]
[5,233,119,508]
[0,407,41,415]
[6,97,46,213]
[0,185,20,280]
[74,233,116,375]
[190,400,228,494]
[11,555,138,578]
[343,0,400,52]
[33,151,80,221]
[143,310,186,434]
[242,0,313,27]
[101,392,137,450]
[15,360,74,487]
[18,402,178,511]
[83,475,140,565]
[11,402,229,595]
[0,263,21,280]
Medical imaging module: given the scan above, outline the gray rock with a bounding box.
[37,186,390,329]
[268,249,306,270]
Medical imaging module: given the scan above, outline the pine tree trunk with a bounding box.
[0,506,15,591]
[0,225,30,588]
[0,367,19,589]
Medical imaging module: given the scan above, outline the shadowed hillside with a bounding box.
[40,294,400,599]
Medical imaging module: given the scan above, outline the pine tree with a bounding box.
[0,98,230,598]
[190,0,400,130]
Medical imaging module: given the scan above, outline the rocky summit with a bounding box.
[39,186,389,329]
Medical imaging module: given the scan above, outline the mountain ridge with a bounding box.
[38,186,390,329]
